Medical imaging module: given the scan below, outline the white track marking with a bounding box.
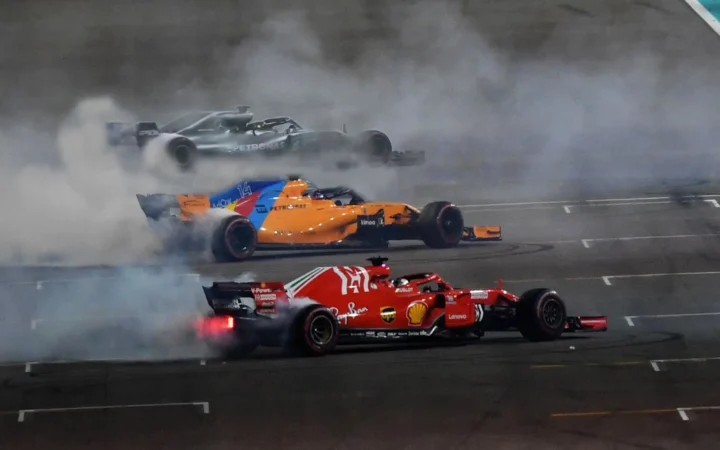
[707,199,720,208]
[583,233,720,248]
[677,409,690,421]
[1,273,202,288]
[624,312,720,328]
[459,194,720,209]
[681,0,720,36]
[563,205,572,214]
[17,402,209,422]
[604,271,720,285]
[647,356,720,372]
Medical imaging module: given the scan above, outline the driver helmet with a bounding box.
[396,278,409,286]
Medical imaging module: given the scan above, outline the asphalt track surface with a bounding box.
[4,1,720,449]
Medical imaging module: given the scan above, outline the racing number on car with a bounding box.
[332,266,371,295]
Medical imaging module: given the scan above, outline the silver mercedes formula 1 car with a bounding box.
[106,106,425,171]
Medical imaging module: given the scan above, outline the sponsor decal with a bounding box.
[470,290,489,300]
[446,295,455,304]
[380,306,396,324]
[406,301,428,326]
[474,304,484,323]
[335,302,369,325]
[138,129,159,136]
[333,266,371,295]
[448,314,467,320]
[272,204,307,210]
[210,182,253,208]
[255,205,268,213]
[232,141,286,152]
[395,287,414,293]
[251,287,277,301]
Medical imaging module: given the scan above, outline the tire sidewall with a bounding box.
[296,306,339,356]
[435,204,464,246]
[532,291,567,336]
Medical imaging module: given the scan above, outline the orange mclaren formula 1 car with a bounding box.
[195,257,608,357]
[136,176,502,262]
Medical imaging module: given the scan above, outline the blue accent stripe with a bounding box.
[247,180,286,229]
[209,179,284,209]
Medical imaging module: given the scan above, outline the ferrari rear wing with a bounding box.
[202,281,286,314]
[564,316,608,333]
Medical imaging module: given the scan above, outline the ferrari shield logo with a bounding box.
[406,301,428,326]
[380,306,396,324]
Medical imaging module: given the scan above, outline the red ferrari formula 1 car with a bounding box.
[195,257,607,357]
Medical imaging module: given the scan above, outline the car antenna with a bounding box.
[342,123,347,133]
[367,256,389,267]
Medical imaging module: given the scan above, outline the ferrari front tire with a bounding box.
[516,288,567,342]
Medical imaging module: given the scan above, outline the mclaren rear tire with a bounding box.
[418,201,465,248]
[211,215,258,262]
[516,288,567,342]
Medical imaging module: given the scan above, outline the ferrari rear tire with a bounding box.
[516,288,567,342]
[211,215,258,262]
[286,305,339,356]
[418,201,465,248]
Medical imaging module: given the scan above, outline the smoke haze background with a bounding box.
[0,0,719,361]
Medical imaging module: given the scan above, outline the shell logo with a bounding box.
[406,301,428,326]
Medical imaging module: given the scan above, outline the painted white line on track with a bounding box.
[624,312,720,327]
[1,273,203,289]
[582,233,720,247]
[605,271,720,284]
[17,401,210,422]
[646,356,720,372]
[459,194,720,209]
[677,409,690,421]
[563,205,571,214]
[602,276,612,286]
[24,358,208,373]
[681,0,720,36]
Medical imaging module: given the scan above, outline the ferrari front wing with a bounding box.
[564,316,608,333]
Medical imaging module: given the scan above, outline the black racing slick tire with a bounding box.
[516,288,567,342]
[286,305,339,356]
[166,137,198,171]
[418,201,465,248]
[211,215,258,262]
[354,130,392,165]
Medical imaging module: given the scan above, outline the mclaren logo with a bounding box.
[406,301,428,326]
[380,306,396,324]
